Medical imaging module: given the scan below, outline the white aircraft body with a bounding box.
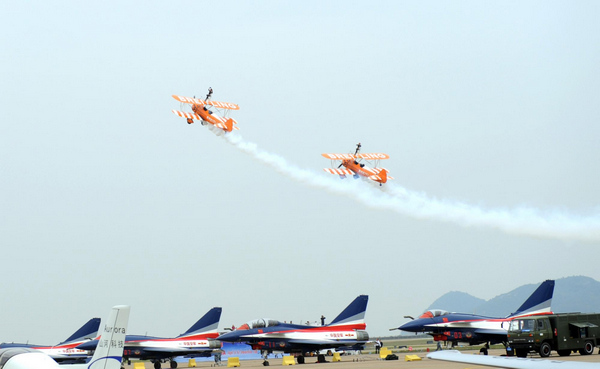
[427,350,600,369]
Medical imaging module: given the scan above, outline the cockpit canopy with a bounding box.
[236,319,280,331]
[418,310,450,319]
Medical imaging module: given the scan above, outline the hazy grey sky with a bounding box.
[2,1,600,343]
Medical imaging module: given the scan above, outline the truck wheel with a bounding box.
[557,350,571,356]
[580,341,594,355]
[539,342,552,357]
[516,349,528,358]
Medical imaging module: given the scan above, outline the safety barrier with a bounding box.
[282,356,295,365]
[227,357,240,367]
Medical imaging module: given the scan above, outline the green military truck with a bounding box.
[507,313,600,358]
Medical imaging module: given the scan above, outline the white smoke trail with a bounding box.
[220,130,600,243]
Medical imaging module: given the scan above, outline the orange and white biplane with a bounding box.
[322,147,393,186]
[171,94,240,132]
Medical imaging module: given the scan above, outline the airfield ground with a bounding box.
[124,338,600,369]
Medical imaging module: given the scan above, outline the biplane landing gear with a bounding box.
[186,118,193,124]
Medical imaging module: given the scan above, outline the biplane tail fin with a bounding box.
[224,118,234,132]
[369,168,389,184]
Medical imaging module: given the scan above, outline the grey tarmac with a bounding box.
[124,349,600,369]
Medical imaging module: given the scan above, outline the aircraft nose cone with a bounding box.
[398,319,424,332]
[217,331,238,342]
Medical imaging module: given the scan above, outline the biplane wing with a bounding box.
[172,110,200,120]
[324,168,355,176]
[356,153,390,160]
[321,153,390,160]
[172,95,240,110]
[321,153,356,160]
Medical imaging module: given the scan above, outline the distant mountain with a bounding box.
[426,276,600,317]
[427,291,485,313]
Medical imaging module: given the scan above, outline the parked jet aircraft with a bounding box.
[77,307,221,369]
[427,350,600,369]
[0,305,129,369]
[0,318,100,362]
[396,280,555,346]
[217,295,369,364]
[171,95,239,132]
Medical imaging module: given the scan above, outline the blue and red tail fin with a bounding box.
[179,307,222,338]
[329,295,369,326]
[58,317,101,345]
[509,279,555,317]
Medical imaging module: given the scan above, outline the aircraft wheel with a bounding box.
[557,349,571,356]
[317,354,326,363]
[296,356,305,364]
[154,362,162,369]
[539,342,551,357]
[515,349,528,358]
[170,361,178,368]
[262,360,269,366]
[580,341,594,355]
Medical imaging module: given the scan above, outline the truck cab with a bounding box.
[508,317,551,357]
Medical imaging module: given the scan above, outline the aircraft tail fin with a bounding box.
[58,317,101,345]
[179,307,222,338]
[508,279,555,318]
[87,306,130,369]
[224,118,234,132]
[330,295,369,326]
[377,168,388,183]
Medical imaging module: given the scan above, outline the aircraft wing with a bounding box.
[356,153,389,160]
[427,351,600,369]
[172,95,240,110]
[322,153,355,160]
[172,110,200,120]
[324,168,355,176]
